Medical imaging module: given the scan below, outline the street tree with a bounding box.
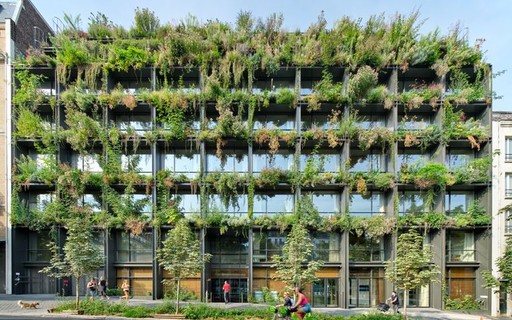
[40,213,103,309]
[271,222,323,292]
[385,230,440,317]
[157,218,212,314]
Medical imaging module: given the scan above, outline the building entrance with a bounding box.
[210,278,248,303]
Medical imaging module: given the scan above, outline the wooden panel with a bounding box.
[132,267,152,277]
[317,268,340,277]
[132,279,153,296]
[449,267,475,278]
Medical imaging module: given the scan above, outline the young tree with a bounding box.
[157,219,212,314]
[385,230,440,317]
[40,214,103,309]
[271,222,323,292]
[482,236,512,315]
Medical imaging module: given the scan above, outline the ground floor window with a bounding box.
[349,268,385,307]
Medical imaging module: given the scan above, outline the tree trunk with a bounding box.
[403,286,407,319]
[75,277,80,310]
[176,279,180,315]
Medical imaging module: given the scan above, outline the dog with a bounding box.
[17,300,40,309]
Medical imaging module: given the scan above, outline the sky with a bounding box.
[30,0,512,111]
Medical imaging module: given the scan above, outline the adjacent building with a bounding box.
[0,0,52,293]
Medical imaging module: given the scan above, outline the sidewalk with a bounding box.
[0,294,507,319]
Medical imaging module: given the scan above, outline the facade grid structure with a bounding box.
[5,10,494,314]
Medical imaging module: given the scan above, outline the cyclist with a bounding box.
[291,287,312,320]
[274,292,295,319]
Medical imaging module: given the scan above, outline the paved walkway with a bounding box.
[0,294,508,319]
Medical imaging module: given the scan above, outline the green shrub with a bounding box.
[122,305,153,318]
[445,295,481,310]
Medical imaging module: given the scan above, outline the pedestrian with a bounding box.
[291,287,312,320]
[87,277,97,301]
[222,280,231,304]
[120,279,130,304]
[388,290,400,314]
[98,276,109,300]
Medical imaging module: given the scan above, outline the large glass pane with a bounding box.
[312,233,340,262]
[350,193,382,216]
[207,152,248,172]
[399,192,427,215]
[350,154,382,172]
[253,194,293,215]
[121,154,152,174]
[447,231,475,262]
[253,153,293,173]
[445,193,471,215]
[208,195,248,216]
[164,151,200,178]
[311,193,338,217]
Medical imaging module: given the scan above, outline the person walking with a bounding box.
[120,279,130,304]
[388,290,400,314]
[98,276,109,300]
[222,281,231,304]
[291,287,312,320]
[87,277,97,301]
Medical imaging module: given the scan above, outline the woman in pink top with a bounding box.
[291,287,312,319]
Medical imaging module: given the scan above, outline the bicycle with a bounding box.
[269,306,292,320]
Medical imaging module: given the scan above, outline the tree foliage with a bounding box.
[40,216,103,309]
[385,230,440,316]
[482,236,512,294]
[157,219,211,314]
[271,222,323,291]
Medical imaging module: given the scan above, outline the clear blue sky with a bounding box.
[31,0,512,111]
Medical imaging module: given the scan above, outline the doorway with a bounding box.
[312,278,338,307]
[349,278,370,307]
[210,278,248,302]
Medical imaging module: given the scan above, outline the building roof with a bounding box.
[0,1,17,21]
[493,111,512,121]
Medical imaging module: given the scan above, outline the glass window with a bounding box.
[116,232,152,262]
[73,154,102,172]
[252,231,286,262]
[175,194,200,216]
[309,193,339,217]
[349,234,384,262]
[253,194,293,216]
[254,115,294,131]
[121,153,152,174]
[208,231,249,265]
[301,114,330,130]
[79,194,102,212]
[207,151,248,172]
[506,137,512,162]
[116,113,151,131]
[164,150,200,178]
[445,193,472,215]
[398,114,431,130]
[506,174,512,197]
[350,153,382,172]
[28,151,56,170]
[396,153,426,173]
[357,115,386,129]
[208,195,248,216]
[506,211,512,234]
[446,151,473,169]
[253,152,293,173]
[447,231,475,262]
[399,192,428,215]
[350,193,384,216]
[301,153,339,172]
[312,232,340,262]
[28,232,51,262]
[28,193,55,211]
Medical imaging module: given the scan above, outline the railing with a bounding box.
[349,249,384,262]
[447,249,475,262]
[505,154,512,162]
[506,189,512,197]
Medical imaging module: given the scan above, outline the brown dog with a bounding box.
[17,300,40,309]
